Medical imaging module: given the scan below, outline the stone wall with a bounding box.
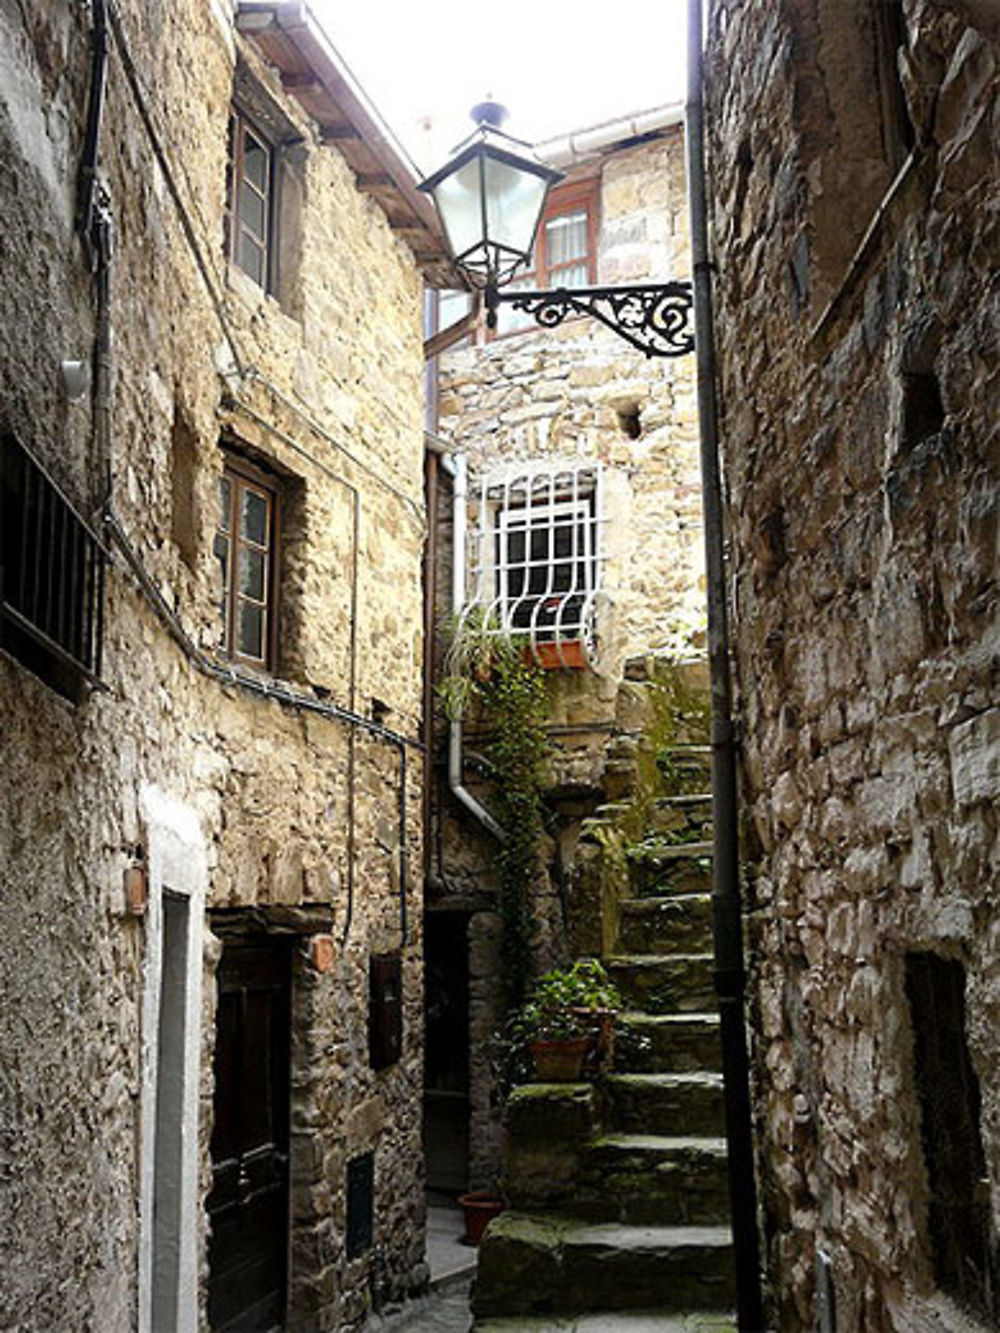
[705,2,999,1329]
[0,3,428,1329]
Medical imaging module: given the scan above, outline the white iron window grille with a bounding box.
[465,461,606,668]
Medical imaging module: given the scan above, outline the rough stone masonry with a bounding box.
[705,1,998,1329]
[0,2,433,1329]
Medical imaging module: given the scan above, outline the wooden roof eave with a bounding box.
[236,1,461,287]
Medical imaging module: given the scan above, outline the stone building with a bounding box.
[0,2,450,1329]
[423,109,705,1191]
[703,1,999,1329]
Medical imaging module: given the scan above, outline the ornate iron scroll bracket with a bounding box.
[485,280,695,358]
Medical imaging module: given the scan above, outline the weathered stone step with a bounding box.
[573,1134,730,1226]
[647,793,714,839]
[475,1313,737,1331]
[472,1213,735,1319]
[606,954,716,1014]
[629,841,713,897]
[504,1083,601,1212]
[615,1012,723,1074]
[655,747,712,797]
[605,1071,725,1137]
[619,894,714,954]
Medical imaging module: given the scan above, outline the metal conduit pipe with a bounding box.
[685,2,764,1329]
[447,453,505,842]
[75,0,114,514]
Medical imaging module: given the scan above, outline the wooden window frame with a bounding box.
[226,106,277,292]
[492,178,599,339]
[215,453,281,671]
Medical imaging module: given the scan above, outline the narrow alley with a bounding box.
[1,1,997,1331]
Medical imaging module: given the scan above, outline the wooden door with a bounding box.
[208,938,291,1332]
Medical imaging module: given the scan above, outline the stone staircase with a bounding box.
[471,705,736,1329]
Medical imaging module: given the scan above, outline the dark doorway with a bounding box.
[423,911,470,1192]
[208,936,292,1332]
[906,952,997,1323]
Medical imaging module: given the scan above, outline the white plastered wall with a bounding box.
[137,784,207,1333]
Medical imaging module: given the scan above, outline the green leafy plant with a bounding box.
[497,959,623,1089]
[510,959,622,1043]
[438,607,551,1012]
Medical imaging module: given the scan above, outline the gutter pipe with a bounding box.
[685,2,764,1329]
[447,453,505,842]
[75,0,114,512]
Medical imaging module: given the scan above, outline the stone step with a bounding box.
[504,1083,601,1212]
[629,843,713,897]
[475,1314,737,1332]
[619,895,714,954]
[615,1012,723,1075]
[472,1214,735,1319]
[647,794,714,839]
[572,1134,730,1226]
[605,1071,725,1137]
[606,954,717,1014]
[655,749,712,798]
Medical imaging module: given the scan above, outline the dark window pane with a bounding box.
[237,600,264,660]
[241,488,269,546]
[238,233,265,286]
[552,561,574,592]
[243,130,269,193]
[553,523,576,558]
[529,528,551,562]
[238,184,266,240]
[239,545,266,601]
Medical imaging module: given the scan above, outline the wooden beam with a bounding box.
[280,71,319,90]
[356,173,395,191]
[319,125,360,142]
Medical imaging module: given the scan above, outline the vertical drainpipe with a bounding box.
[686,1,765,1329]
[447,455,505,841]
[75,0,114,512]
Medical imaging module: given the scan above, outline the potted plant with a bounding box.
[510,959,623,1082]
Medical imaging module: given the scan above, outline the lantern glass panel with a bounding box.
[432,155,484,263]
[483,156,548,258]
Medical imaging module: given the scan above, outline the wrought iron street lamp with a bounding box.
[419,102,694,359]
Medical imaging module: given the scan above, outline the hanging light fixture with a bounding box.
[419,101,695,358]
[418,100,562,295]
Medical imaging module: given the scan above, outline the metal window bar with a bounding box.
[464,461,606,667]
[0,433,106,691]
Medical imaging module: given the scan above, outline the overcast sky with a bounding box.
[313,1,688,174]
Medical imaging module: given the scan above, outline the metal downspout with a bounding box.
[76,0,114,513]
[447,454,505,842]
[422,445,440,884]
[685,2,764,1329]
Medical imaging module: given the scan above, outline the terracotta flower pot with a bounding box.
[458,1191,504,1245]
[529,1035,591,1081]
[572,1007,617,1074]
[522,640,587,670]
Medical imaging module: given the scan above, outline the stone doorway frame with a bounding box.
[137,786,207,1333]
